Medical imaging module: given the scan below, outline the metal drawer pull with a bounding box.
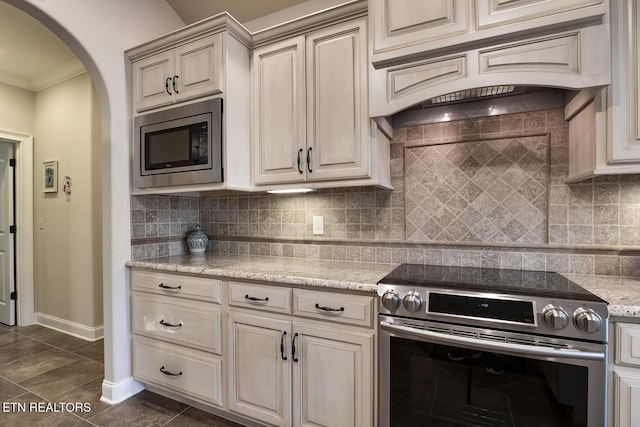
[315,303,345,313]
[159,319,183,328]
[292,332,299,363]
[280,331,288,361]
[245,294,269,303]
[160,366,182,377]
[158,283,181,290]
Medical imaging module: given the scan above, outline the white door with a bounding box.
[0,141,15,326]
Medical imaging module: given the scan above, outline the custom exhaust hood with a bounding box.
[392,86,576,127]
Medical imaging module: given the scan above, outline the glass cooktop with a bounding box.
[378,264,606,303]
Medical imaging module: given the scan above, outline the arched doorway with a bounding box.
[4,0,184,404]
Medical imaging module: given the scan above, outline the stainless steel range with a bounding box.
[378,264,609,427]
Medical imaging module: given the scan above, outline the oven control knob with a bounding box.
[573,307,603,333]
[541,304,569,330]
[403,291,423,312]
[381,290,401,311]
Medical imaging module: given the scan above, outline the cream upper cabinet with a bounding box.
[132,33,223,113]
[371,0,605,65]
[565,0,640,181]
[608,0,640,163]
[252,36,306,185]
[253,17,375,186]
[371,0,470,54]
[305,18,370,182]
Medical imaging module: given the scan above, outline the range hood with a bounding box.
[392,86,576,127]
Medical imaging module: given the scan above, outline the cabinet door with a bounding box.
[306,18,370,181]
[228,312,292,426]
[132,50,174,112]
[292,323,373,427]
[372,0,469,54]
[475,0,602,30]
[252,36,307,185]
[174,34,223,103]
[615,370,640,427]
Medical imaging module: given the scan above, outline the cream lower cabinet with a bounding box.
[227,283,375,427]
[612,322,640,426]
[130,269,225,407]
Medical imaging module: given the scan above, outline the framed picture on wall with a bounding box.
[43,160,58,193]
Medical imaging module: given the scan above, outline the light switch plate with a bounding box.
[313,216,324,235]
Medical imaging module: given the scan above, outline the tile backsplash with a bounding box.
[131,108,640,277]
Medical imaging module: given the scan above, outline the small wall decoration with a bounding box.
[43,160,58,193]
[63,176,71,200]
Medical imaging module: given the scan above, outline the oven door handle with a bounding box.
[381,321,605,361]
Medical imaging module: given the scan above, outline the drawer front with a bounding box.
[131,269,223,303]
[132,294,222,354]
[228,281,292,314]
[293,289,374,327]
[133,336,223,407]
[617,323,640,366]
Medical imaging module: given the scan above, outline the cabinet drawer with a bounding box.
[617,323,640,366]
[132,294,222,354]
[228,281,292,315]
[133,336,223,407]
[293,289,374,327]
[131,269,223,303]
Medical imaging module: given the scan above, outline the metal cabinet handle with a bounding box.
[315,303,345,313]
[165,77,172,95]
[244,294,269,303]
[172,75,179,94]
[297,148,303,174]
[306,147,313,173]
[158,283,181,290]
[292,332,299,363]
[160,366,182,376]
[280,331,288,360]
[159,319,183,328]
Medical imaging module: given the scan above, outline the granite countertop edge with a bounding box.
[126,256,640,322]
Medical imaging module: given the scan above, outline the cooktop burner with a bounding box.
[378,264,606,303]
[378,264,609,343]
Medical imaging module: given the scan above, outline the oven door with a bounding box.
[379,316,607,427]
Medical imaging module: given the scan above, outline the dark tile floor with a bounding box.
[0,323,245,426]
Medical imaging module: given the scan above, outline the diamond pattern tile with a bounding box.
[405,136,549,243]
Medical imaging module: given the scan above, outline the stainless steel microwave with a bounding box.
[134,98,222,188]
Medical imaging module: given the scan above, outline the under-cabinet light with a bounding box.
[267,188,316,194]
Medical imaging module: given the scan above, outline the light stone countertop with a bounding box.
[564,274,640,322]
[126,254,395,293]
[126,254,640,322]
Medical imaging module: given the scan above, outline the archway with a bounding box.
[4,0,184,404]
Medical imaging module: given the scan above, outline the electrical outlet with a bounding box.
[312,216,324,235]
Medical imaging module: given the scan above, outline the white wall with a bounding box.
[34,73,103,330]
[0,82,35,135]
[6,0,184,404]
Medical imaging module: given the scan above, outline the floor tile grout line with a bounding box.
[161,405,194,426]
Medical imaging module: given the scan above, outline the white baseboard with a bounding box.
[35,312,104,341]
[100,377,144,405]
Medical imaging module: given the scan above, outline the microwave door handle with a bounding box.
[380,321,605,362]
